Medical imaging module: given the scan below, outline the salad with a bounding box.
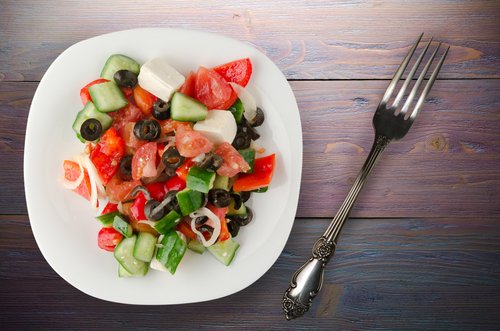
[62,54,276,277]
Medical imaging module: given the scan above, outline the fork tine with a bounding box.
[410,46,450,120]
[399,43,441,116]
[379,33,424,106]
[392,37,433,111]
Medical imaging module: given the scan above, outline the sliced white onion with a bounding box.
[189,207,221,247]
[192,153,205,163]
[230,82,257,122]
[60,155,85,190]
[83,155,99,209]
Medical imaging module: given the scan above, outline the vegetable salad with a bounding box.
[62,54,276,277]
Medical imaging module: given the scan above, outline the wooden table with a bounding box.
[1,1,499,329]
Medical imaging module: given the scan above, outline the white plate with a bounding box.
[24,28,302,304]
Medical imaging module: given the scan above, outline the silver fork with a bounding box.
[282,34,450,320]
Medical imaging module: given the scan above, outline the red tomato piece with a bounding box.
[175,158,195,181]
[101,202,118,215]
[131,142,158,180]
[90,128,125,184]
[195,67,238,110]
[207,203,230,242]
[120,87,134,99]
[110,102,143,134]
[130,192,147,221]
[97,227,123,252]
[214,142,250,178]
[178,71,197,98]
[145,182,167,201]
[80,78,109,105]
[105,176,141,202]
[63,160,91,200]
[175,125,214,158]
[121,122,146,152]
[213,58,253,87]
[165,175,186,192]
[133,85,157,115]
[159,119,192,135]
[176,219,197,241]
[233,154,276,192]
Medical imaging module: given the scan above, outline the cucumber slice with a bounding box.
[176,188,204,216]
[154,210,181,234]
[72,101,113,142]
[156,231,187,274]
[118,262,148,277]
[118,264,132,277]
[228,199,247,216]
[101,54,140,80]
[170,92,208,122]
[133,232,157,263]
[118,264,133,278]
[208,238,240,266]
[88,81,128,113]
[186,166,216,193]
[112,215,133,238]
[253,186,268,193]
[213,175,230,191]
[188,239,206,254]
[114,235,148,275]
[96,211,120,227]
[229,98,244,123]
[238,148,255,173]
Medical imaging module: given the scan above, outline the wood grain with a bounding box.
[1,0,499,81]
[3,80,499,217]
[1,215,499,330]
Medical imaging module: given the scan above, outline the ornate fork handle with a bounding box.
[283,135,391,320]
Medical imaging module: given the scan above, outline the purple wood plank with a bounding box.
[1,0,499,81]
[1,215,499,329]
[1,80,499,217]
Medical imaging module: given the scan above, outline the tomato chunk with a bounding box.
[195,67,237,110]
[133,85,157,115]
[105,176,141,202]
[101,202,118,215]
[213,58,253,87]
[159,119,192,135]
[109,103,143,133]
[122,121,146,152]
[80,78,109,105]
[178,71,197,98]
[214,142,250,178]
[90,127,125,184]
[97,227,123,252]
[63,160,91,200]
[233,154,276,192]
[131,142,158,180]
[175,125,214,158]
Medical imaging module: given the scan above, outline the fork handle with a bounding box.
[282,134,391,320]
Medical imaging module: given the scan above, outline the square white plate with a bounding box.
[24,28,302,304]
